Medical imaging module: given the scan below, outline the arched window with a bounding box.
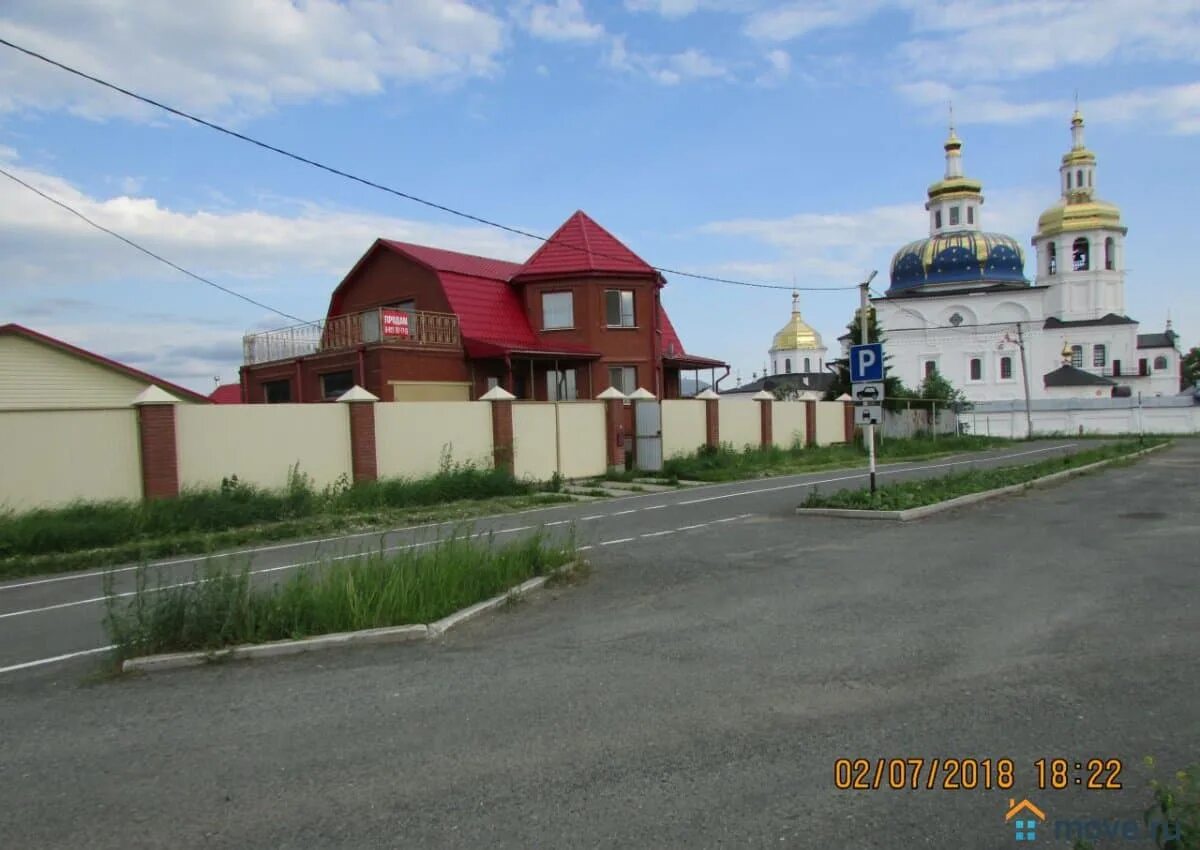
[1000,356,1013,379]
[1105,237,1115,270]
[935,210,942,229]
[1072,237,1090,271]
[967,206,974,225]
[804,357,810,372]
[1076,169,1083,188]
[1047,242,1057,275]
[784,358,791,373]
[1154,356,1168,371]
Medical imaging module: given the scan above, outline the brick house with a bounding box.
[240,210,726,404]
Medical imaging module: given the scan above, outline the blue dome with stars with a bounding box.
[889,231,1026,293]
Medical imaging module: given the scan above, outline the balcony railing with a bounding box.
[243,308,460,366]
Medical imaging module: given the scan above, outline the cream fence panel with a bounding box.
[0,409,141,510]
[555,402,606,479]
[512,404,557,481]
[719,399,760,450]
[661,400,706,459]
[772,402,808,449]
[375,402,493,478]
[815,401,847,445]
[176,404,351,490]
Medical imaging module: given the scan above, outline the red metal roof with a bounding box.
[658,308,726,368]
[0,323,211,403]
[514,211,658,281]
[209,383,243,404]
[381,240,524,281]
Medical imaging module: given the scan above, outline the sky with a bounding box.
[1,0,1197,394]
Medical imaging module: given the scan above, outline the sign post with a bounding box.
[850,274,881,495]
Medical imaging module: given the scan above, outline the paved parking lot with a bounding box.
[1,441,1196,848]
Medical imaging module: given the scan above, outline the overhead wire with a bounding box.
[0,36,858,294]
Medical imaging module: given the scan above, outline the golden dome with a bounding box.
[770,293,823,351]
[1036,199,1126,239]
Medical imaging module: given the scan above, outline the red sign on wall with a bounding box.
[381,308,411,338]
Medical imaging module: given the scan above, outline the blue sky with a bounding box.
[1,0,1197,392]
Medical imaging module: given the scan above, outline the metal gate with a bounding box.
[634,400,663,472]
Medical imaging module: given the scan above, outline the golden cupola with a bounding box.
[770,291,823,352]
[1035,107,1126,240]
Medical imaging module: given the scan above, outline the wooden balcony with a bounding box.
[243,308,460,366]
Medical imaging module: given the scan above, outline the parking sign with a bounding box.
[849,343,884,383]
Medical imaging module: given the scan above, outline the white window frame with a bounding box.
[608,365,636,395]
[604,289,636,328]
[541,291,574,330]
[997,354,1015,382]
[967,356,984,383]
[546,368,577,402]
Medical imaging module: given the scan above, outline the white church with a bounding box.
[873,109,1181,405]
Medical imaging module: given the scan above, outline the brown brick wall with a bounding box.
[137,403,179,500]
[491,399,514,474]
[805,400,817,447]
[758,399,773,448]
[604,398,626,470]
[704,398,719,448]
[843,401,855,443]
[347,402,378,482]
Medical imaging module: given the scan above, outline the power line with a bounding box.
[0,165,307,324]
[0,36,856,294]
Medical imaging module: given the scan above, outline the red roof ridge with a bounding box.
[381,239,524,275]
[514,210,657,281]
[0,323,211,403]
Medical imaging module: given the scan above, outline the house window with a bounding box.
[1047,242,1057,275]
[389,298,415,313]
[546,368,577,401]
[1154,355,1168,371]
[1072,237,1090,271]
[1093,344,1107,367]
[784,358,791,373]
[264,379,291,404]
[542,291,574,330]
[967,206,974,225]
[1000,356,1013,380]
[605,290,635,328]
[935,210,942,229]
[321,370,355,401]
[969,358,982,381]
[949,206,960,226]
[1070,345,1083,368]
[923,360,937,379]
[1105,237,1115,271]
[608,365,636,395]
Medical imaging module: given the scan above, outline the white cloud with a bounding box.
[744,1,883,42]
[755,49,791,86]
[0,0,506,120]
[520,0,605,42]
[606,37,730,85]
[899,80,1200,135]
[624,0,752,17]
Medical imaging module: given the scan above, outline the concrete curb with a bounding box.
[795,443,1168,522]
[121,563,578,673]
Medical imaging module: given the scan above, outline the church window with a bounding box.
[923,360,937,379]
[1076,169,1083,188]
[1000,356,1013,380]
[1154,356,1168,371]
[967,206,974,225]
[1072,237,1090,271]
[1104,237,1115,270]
[1139,358,1149,376]
[969,358,982,381]
[935,210,942,229]
[1093,344,1107,367]
[785,358,791,373]
[1088,171,1093,187]
[1065,172,1071,190]
[804,357,811,372]
[949,206,960,226]
[1071,345,1083,368]
[1047,242,1057,275]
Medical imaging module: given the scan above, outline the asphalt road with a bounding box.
[0,440,1090,676]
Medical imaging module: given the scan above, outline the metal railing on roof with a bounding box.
[242,308,459,366]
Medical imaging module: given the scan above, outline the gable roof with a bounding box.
[1043,364,1115,388]
[0,324,210,403]
[209,383,243,404]
[513,211,658,281]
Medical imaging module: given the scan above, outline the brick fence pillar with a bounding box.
[597,387,627,473]
[695,389,720,449]
[804,400,817,447]
[752,391,774,448]
[132,385,181,500]
[482,386,517,474]
[338,385,379,483]
[843,400,856,444]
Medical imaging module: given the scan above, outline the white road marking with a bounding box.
[676,523,709,531]
[577,545,594,552]
[494,526,532,534]
[643,504,667,510]
[0,644,116,675]
[580,515,606,521]
[611,509,638,516]
[599,538,636,546]
[544,520,571,527]
[641,530,676,538]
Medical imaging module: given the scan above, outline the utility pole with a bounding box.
[1015,322,1034,439]
[859,273,878,494]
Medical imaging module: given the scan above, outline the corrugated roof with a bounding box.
[381,240,524,281]
[209,383,243,404]
[514,211,657,280]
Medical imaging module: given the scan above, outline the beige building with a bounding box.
[0,324,209,410]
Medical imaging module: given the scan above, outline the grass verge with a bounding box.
[802,439,1161,511]
[662,434,1009,482]
[104,531,575,663]
[0,461,569,580]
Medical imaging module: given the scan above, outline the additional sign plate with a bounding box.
[852,381,884,402]
[849,343,884,383]
[856,403,883,425]
[380,308,411,338]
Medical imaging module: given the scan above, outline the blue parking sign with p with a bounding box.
[849,343,884,383]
